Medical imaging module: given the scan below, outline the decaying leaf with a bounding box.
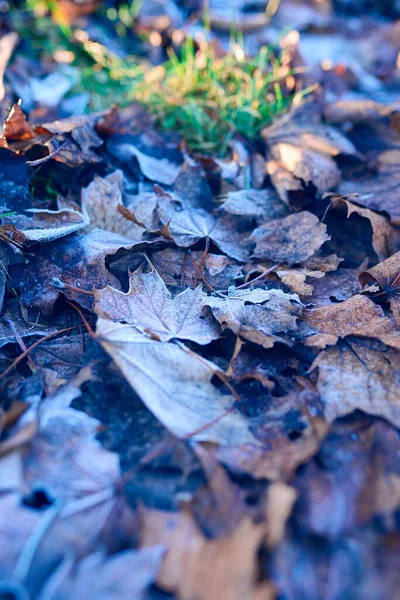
[311,338,400,427]
[203,287,302,348]
[262,101,357,207]
[251,211,329,265]
[220,188,289,222]
[340,150,400,225]
[9,230,146,314]
[328,193,400,261]
[359,251,400,323]
[81,171,156,239]
[95,271,219,344]
[96,318,257,445]
[139,508,273,600]
[302,294,400,349]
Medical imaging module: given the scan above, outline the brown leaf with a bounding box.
[302,294,400,349]
[275,253,342,296]
[96,318,257,445]
[262,101,357,208]
[203,288,302,348]
[329,194,400,261]
[340,150,400,225]
[3,104,34,141]
[251,211,329,265]
[81,171,156,239]
[9,230,146,314]
[139,508,274,600]
[359,251,400,323]
[311,338,400,427]
[294,415,400,537]
[95,271,219,344]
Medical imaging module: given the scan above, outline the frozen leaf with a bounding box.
[215,390,329,480]
[251,211,329,265]
[311,338,400,427]
[262,101,357,158]
[203,288,302,348]
[139,508,274,600]
[3,209,89,243]
[95,271,219,344]
[96,319,257,445]
[302,294,400,349]
[294,415,400,537]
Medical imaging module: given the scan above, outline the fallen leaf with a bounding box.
[311,337,400,427]
[340,150,400,225]
[329,193,400,261]
[139,508,274,600]
[251,211,329,265]
[262,101,357,208]
[95,271,219,344]
[96,318,257,445]
[81,171,156,239]
[359,251,400,323]
[302,294,400,348]
[275,253,342,296]
[3,208,89,243]
[45,546,165,600]
[219,188,289,221]
[203,287,302,348]
[107,133,184,185]
[9,230,146,314]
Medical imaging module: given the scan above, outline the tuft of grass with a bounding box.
[131,35,292,155]
[13,2,296,156]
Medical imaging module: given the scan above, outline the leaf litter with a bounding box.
[1,1,400,599]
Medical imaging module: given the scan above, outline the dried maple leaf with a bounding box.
[155,192,253,261]
[340,150,400,225]
[261,101,357,208]
[328,193,400,261]
[302,294,400,349]
[359,251,400,323]
[311,337,400,427]
[96,319,257,445]
[81,171,156,239]
[275,253,342,296]
[251,211,329,265]
[203,287,302,348]
[139,508,274,600]
[10,230,147,314]
[94,271,219,344]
